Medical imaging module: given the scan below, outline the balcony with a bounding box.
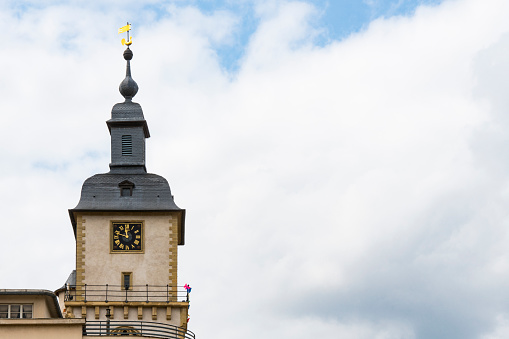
[65,284,189,303]
[83,320,195,338]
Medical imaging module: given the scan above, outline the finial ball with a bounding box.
[123,48,133,61]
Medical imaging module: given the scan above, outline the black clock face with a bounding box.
[112,222,143,252]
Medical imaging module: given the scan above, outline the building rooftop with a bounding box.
[0,289,63,318]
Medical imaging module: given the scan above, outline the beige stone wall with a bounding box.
[0,319,84,339]
[66,211,185,328]
[76,214,85,292]
[75,211,179,300]
[67,303,185,326]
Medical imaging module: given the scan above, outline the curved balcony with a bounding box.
[83,320,195,338]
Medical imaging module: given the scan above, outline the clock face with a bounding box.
[111,222,143,252]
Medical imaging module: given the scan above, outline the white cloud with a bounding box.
[481,315,509,339]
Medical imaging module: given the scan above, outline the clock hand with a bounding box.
[115,230,126,238]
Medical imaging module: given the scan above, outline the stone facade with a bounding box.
[65,211,188,329]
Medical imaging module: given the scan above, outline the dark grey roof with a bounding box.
[69,172,185,243]
[65,270,77,286]
[107,101,149,138]
[111,101,144,120]
[55,270,76,293]
[72,172,180,210]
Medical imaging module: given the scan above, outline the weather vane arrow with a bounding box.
[119,22,132,46]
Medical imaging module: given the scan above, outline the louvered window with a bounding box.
[122,135,132,156]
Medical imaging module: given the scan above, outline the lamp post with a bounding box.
[106,307,111,335]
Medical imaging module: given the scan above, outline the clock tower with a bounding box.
[61,40,194,338]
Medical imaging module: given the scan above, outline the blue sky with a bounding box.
[128,0,446,71]
[190,0,445,38]
[188,0,444,70]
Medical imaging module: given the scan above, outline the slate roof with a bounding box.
[55,270,76,293]
[107,101,150,138]
[73,172,180,210]
[69,172,185,243]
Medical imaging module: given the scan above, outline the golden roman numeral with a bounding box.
[114,235,119,239]
[119,244,124,249]
[115,239,120,245]
[134,230,139,234]
[134,240,139,245]
[136,235,141,239]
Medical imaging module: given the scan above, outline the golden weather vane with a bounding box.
[118,22,133,46]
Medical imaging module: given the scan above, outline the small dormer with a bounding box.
[118,180,135,197]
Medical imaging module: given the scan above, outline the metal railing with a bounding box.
[84,320,195,338]
[65,284,189,303]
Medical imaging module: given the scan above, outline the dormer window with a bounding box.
[118,180,135,197]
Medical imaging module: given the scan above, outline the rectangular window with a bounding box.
[22,305,32,319]
[121,187,131,197]
[0,305,8,318]
[122,272,133,290]
[121,135,133,156]
[0,305,32,319]
[10,305,20,318]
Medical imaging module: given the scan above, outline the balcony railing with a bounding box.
[83,320,195,338]
[65,284,189,303]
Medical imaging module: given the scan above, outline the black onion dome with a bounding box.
[119,47,138,100]
[123,48,133,60]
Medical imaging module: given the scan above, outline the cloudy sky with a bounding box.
[1,0,509,338]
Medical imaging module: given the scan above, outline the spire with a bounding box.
[119,47,138,101]
[69,23,185,239]
[106,25,150,174]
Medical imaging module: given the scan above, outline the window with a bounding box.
[0,305,8,318]
[118,180,135,197]
[0,305,32,319]
[121,135,133,156]
[23,305,32,318]
[122,272,133,290]
[10,305,20,318]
